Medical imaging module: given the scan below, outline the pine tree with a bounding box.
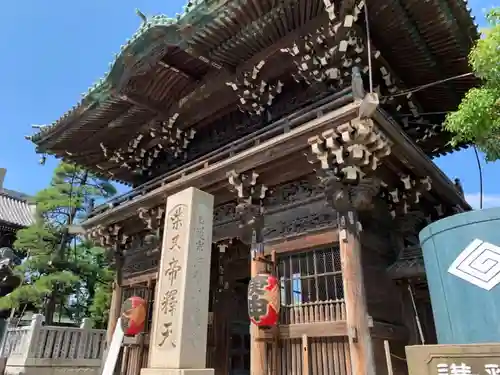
[0,162,116,325]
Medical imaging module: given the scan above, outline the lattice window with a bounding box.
[278,246,345,324]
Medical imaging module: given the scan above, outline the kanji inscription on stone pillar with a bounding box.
[143,187,214,375]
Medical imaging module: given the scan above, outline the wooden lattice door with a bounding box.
[228,321,251,375]
[265,245,351,375]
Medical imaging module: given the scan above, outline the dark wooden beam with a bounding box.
[264,230,338,255]
[116,91,173,120]
[122,272,158,286]
[370,321,409,342]
[257,321,348,340]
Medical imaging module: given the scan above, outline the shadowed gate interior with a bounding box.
[117,241,349,375]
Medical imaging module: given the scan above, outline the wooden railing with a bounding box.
[280,299,346,325]
[272,299,350,374]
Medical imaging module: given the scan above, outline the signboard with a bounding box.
[406,344,500,375]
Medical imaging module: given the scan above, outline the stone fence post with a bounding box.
[24,314,43,360]
[77,317,93,359]
[5,314,43,366]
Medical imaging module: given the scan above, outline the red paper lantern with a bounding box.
[248,273,280,327]
[121,296,147,336]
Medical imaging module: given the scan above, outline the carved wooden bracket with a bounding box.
[99,113,195,176]
[307,118,391,185]
[86,224,129,285]
[307,118,392,233]
[323,177,381,213]
[138,205,165,233]
[215,238,234,254]
[227,170,269,254]
[86,223,129,249]
[282,25,366,87]
[149,118,196,160]
[227,170,268,229]
[225,60,284,116]
[281,0,367,87]
[381,175,432,218]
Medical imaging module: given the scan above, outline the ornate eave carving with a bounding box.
[307,117,391,183]
[226,61,284,116]
[227,170,268,230]
[226,170,269,259]
[306,113,393,234]
[380,175,432,218]
[97,114,196,176]
[138,206,165,234]
[86,223,129,249]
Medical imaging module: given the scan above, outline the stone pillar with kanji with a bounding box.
[141,187,215,375]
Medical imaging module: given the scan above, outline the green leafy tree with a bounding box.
[0,162,116,325]
[444,8,500,161]
[89,282,114,329]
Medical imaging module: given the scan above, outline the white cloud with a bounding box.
[465,193,500,209]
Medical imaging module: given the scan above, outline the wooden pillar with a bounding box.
[87,228,126,345]
[212,241,231,375]
[306,112,392,375]
[338,209,375,375]
[227,170,268,375]
[106,281,123,345]
[87,224,128,345]
[250,233,267,375]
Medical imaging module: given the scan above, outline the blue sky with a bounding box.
[0,0,498,208]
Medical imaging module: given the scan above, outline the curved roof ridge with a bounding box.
[0,188,31,202]
[29,0,247,145]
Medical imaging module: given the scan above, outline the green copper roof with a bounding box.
[31,0,242,144]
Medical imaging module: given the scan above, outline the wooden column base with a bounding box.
[106,282,122,345]
[339,212,376,375]
[250,255,267,375]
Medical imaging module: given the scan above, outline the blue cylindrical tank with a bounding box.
[419,207,500,344]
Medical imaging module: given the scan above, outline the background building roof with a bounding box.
[0,169,35,228]
[0,192,35,228]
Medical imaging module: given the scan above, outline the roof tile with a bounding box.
[0,192,35,228]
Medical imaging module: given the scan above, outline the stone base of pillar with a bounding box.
[141,368,214,375]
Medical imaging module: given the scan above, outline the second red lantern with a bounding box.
[248,273,280,327]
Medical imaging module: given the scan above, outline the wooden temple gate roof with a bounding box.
[28,0,479,185]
